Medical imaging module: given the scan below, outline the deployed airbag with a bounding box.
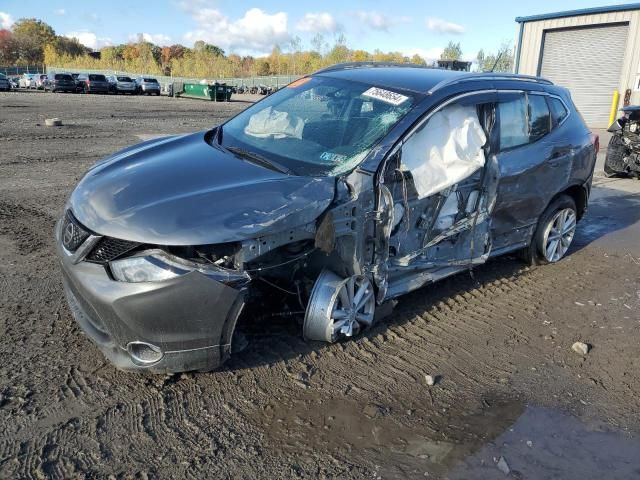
[401,105,486,198]
[245,106,304,139]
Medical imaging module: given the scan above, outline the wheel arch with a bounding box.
[550,183,588,221]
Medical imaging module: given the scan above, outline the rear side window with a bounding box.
[498,95,529,150]
[528,94,551,141]
[89,74,106,81]
[548,97,569,126]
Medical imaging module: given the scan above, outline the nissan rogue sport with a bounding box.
[56,63,598,373]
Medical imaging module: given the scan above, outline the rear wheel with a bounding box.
[521,195,577,265]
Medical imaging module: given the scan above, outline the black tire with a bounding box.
[520,194,577,266]
[604,135,628,177]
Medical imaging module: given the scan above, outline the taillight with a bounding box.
[86,79,90,84]
[590,133,600,155]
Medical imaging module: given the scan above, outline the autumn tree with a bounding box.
[476,42,514,72]
[440,41,462,60]
[11,18,56,64]
[0,29,17,65]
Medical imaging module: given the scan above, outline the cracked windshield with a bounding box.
[219,76,414,175]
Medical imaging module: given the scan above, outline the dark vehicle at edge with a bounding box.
[77,73,110,94]
[604,105,640,177]
[0,73,11,91]
[44,73,76,93]
[56,63,598,374]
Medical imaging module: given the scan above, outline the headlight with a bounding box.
[109,250,250,287]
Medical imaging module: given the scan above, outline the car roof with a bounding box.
[313,63,553,95]
[315,64,465,94]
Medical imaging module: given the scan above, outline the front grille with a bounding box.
[61,211,90,252]
[86,237,141,264]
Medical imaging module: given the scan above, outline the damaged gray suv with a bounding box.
[56,63,598,373]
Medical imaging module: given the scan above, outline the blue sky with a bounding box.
[0,0,633,60]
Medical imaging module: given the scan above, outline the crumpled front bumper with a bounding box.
[55,220,245,373]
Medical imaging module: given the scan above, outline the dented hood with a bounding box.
[69,131,335,245]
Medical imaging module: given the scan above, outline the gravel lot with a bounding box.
[1,90,640,479]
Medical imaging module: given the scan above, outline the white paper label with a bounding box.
[362,87,409,106]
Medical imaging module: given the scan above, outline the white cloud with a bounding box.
[400,47,444,63]
[0,11,14,29]
[296,12,339,33]
[65,31,112,50]
[355,11,410,32]
[129,33,172,46]
[426,17,465,35]
[183,7,289,56]
[55,8,66,16]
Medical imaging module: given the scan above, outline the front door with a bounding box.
[374,91,500,299]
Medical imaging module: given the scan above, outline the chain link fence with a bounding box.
[0,66,46,76]
[44,66,301,89]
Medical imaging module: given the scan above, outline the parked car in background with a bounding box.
[19,73,37,89]
[135,77,161,95]
[0,73,11,91]
[35,74,48,90]
[107,75,137,94]
[56,65,598,373]
[77,73,110,94]
[71,73,84,93]
[44,73,77,93]
[9,76,20,89]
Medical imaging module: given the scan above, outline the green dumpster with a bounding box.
[180,83,216,100]
[175,82,230,101]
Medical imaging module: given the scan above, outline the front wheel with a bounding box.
[303,270,376,342]
[521,195,577,265]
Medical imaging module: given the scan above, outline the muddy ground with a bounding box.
[0,91,639,479]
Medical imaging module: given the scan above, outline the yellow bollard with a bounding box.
[608,90,620,127]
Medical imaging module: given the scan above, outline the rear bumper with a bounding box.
[55,220,245,373]
[51,83,76,91]
[87,85,110,92]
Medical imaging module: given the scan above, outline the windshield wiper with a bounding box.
[225,146,293,175]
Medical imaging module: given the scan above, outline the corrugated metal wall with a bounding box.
[540,24,629,127]
[516,9,640,127]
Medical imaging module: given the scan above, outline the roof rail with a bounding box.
[313,62,428,75]
[427,72,553,95]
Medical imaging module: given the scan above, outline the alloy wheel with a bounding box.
[542,208,576,262]
[304,270,376,342]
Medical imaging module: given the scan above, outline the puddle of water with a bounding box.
[255,395,640,479]
[448,406,640,480]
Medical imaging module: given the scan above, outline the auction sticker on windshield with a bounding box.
[362,87,409,106]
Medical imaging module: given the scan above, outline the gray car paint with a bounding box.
[70,131,336,245]
[58,69,597,373]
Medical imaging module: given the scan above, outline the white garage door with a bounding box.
[540,24,628,128]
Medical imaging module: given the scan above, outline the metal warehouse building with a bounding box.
[514,3,640,128]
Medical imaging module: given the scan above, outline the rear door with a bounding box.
[491,91,568,250]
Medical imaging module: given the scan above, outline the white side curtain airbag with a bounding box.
[401,104,487,199]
